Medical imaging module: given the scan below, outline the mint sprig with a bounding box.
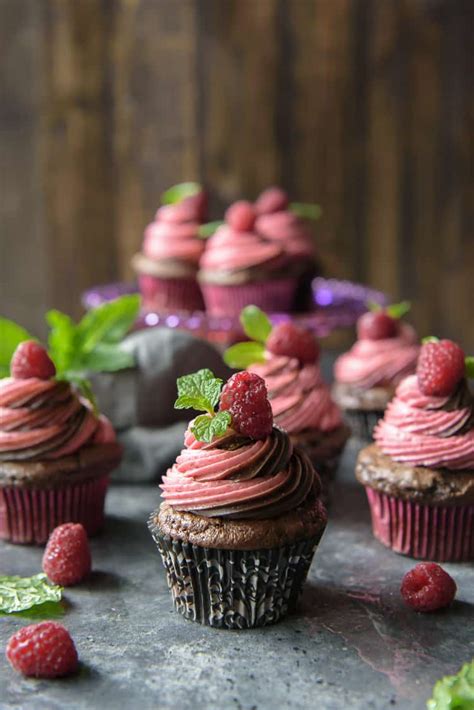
[0,573,63,614]
[367,300,411,319]
[174,369,231,442]
[222,305,271,369]
[465,356,474,379]
[240,305,272,343]
[224,342,266,369]
[0,319,35,378]
[161,182,201,205]
[289,202,322,220]
[427,660,474,710]
[198,221,224,239]
[422,336,440,344]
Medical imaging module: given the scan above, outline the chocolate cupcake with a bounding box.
[356,338,474,562]
[148,369,327,629]
[0,343,122,544]
[333,303,419,439]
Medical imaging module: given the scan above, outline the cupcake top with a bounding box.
[334,303,420,390]
[160,369,322,520]
[254,187,316,260]
[199,201,287,284]
[224,307,343,435]
[374,339,474,470]
[0,342,116,463]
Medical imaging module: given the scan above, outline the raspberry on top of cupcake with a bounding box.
[356,337,474,561]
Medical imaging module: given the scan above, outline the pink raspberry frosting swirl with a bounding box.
[199,224,286,274]
[160,425,319,519]
[142,198,205,265]
[334,323,420,389]
[249,355,342,434]
[0,377,115,462]
[375,375,474,470]
[255,211,315,259]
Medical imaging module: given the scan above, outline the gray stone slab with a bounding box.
[1,439,473,710]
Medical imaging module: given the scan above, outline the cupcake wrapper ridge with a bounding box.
[149,521,323,629]
[201,279,296,317]
[365,487,474,562]
[139,274,204,312]
[0,476,109,545]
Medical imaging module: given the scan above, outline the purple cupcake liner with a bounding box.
[365,488,474,562]
[149,521,324,629]
[138,274,204,312]
[0,476,109,545]
[200,279,297,318]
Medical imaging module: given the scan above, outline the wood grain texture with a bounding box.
[1,0,472,348]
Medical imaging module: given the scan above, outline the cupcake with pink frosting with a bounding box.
[254,187,321,311]
[356,338,474,562]
[0,342,122,544]
[198,200,296,317]
[224,306,350,495]
[132,182,208,312]
[333,302,420,439]
[148,368,327,629]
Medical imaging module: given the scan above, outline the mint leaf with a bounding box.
[289,202,322,220]
[198,221,224,239]
[427,660,474,710]
[0,573,62,614]
[240,305,272,343]
[191,411,231,443]
[367,300,382,312]
[175,369,223,414]
[81,344,134,372]
[422,336,440,344]
[77,295,140,353]
[224,342,266,369]
[46,309,78,376]
[465,356,474,379]
[386,301,411,319]
[0,599,66,620]
[161,182,201,205]
[0,318,34,377]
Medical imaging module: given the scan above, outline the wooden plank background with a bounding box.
[1,0,472,348]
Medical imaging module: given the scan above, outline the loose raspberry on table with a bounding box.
[43,523,91,586]
[357,310,398,341]
[417,339,466,397]
[10,341,56,380]
[266,322,319,364]
[225,200,256,232]
[401,563,457,612]
[254,186,289,215]
[6,622,78,678]
[220,371,273,440]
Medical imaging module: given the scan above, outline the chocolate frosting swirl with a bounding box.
[160,425,319,520]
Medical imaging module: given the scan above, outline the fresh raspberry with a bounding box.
[266,322,319,364]
[225,200,256,232]
[357,310,398,340]
[417,339,466,397]
[254,186,289,215]
[10,341,56,380]
[6,622,78,678]
[42,523,91,586]
[401,563,457,612]
[220,372,273,440]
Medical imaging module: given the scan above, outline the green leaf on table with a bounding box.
[198,221,224,239]
[161,182,201,205]
[465,356,474,379]
[427,660,474,710]
[0,573,62,614]
[191,411,232,444]
[175,369,223,415]
[240,305,272,343]
[0,318,34,377]
[385,301,411,319]
[224,341,266,369]
[289,202,322,221]
[76,295,140,353]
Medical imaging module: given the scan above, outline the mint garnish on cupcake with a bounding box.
[161,182,202,205]
[175,369,232,443]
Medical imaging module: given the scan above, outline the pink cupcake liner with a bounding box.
[139,274,204,312]
[0,476,109,545]
[365,487,474,562]
[201,278,297,317]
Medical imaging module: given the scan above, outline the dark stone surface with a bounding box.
[1,440,473,710]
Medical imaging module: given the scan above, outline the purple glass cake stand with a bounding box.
[81,278,388,342]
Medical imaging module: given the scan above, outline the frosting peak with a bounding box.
[199,224,285,274]
[142,198,205,265]
[375,375,474,470]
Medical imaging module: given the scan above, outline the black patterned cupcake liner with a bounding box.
[343,409,384,441]
[149,519,323,629]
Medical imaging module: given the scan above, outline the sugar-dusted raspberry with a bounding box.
[6,622,78,678]
[357,310,398,340]
[254,186,289,215]
[417,339,466,397]
[10,341,56,380]
[401,563,457,612]
[220,371,273,440]
[266,322,319,364]
[42,523,91,586]
[225,200,256,232]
